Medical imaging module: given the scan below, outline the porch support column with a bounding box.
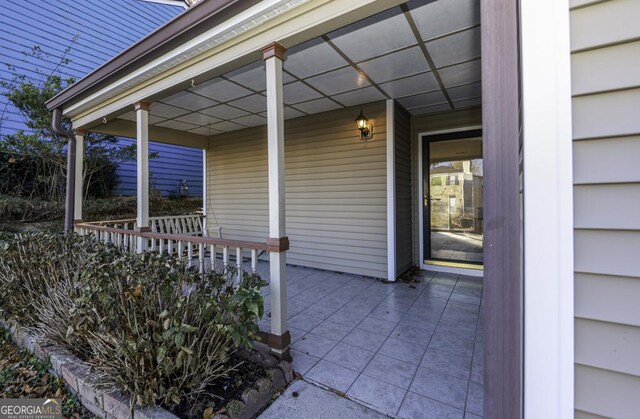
[73,129,86,229]
[262,42,290,358]
[202,149,207,234]
[135,101,151,253]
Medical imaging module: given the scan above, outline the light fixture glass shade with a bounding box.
[355,109,372,139]
[355,110,368,130]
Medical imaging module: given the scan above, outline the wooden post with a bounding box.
[73,129,86,230]
[263,42,290,358]
[135,101,151,253]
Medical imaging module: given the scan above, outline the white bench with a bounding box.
[150,215,222,238]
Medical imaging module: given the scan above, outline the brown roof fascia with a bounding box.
[46,0,262,111]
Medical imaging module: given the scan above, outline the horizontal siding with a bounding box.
[575,318,640,376]
[574,410,608,419]
[571,40,640,96]
[570,0,640,416]
[114,139,203,197]
[395,103,413,276]
[574,184,640,230]
[410,107,483,264]
[207,103,388,279]
[573,136,640,184]
[575,365,640,419]
[572,88,640,140]
[575,273,640,327]
[570,0,640,52]
[574,230,640,278]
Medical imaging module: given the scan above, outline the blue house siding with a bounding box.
[0,0,203,197]
[115,140,203,197]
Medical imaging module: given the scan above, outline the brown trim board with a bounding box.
[481,0,523,418]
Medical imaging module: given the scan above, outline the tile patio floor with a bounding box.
[255,263,484,418]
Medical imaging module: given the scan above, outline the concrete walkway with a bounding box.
[259,379,388,419]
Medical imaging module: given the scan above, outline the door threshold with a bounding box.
[422,260,484,277]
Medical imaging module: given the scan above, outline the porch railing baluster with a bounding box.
[75,220,270,282]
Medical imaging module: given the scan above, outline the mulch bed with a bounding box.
[0,328,94,418]
[172,355,270,419]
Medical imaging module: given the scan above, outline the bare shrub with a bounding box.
[0,233,266,408]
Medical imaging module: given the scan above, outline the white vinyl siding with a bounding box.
[570,0,640,417]
[206,103,388,279]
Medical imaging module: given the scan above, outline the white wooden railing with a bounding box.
[75,219,269,279]
[83,214,215,236]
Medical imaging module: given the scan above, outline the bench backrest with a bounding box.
[150,215,205,237]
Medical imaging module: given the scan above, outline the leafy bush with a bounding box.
[1,70,137,203]
[0,233,266,408]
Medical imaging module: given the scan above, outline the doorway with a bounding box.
[422,129,484,270]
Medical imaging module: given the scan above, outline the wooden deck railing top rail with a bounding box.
[75,222,272,251]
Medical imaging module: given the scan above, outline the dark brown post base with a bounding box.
[258,331,292,362]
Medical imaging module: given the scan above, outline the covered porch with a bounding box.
[61,0,483,356]
[49,0,490,417]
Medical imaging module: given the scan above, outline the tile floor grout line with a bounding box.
[379,273,438,416]
[463,284,484,416]
[275,264,484,417]
[396,273,457,416]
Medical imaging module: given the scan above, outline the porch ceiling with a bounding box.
[115,0,481,138]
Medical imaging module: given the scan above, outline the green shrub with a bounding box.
[0,233,266,408]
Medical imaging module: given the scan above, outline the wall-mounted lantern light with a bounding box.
[355,109,373,140]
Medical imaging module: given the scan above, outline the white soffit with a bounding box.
[188,126,224,136]
[305,66,370,96]
[175,112,222,126]
[225,62,268,92]
[160,90,218,111]
[426,26,482,69]
[333,86,386,107]
[117,111,166,125]
[448,81,482,101]
[397,90,447,110]
[283,81,323,104]
[358,46,430,84]
[155,119,199,131]
[228,94,267,113]
[200,104,251,119]
[438,59,481,88]
[149,102,190,119]
[293,98,342,114]
[112,0,484,135]
[209,120,247,132]
[379,71,439,97]
[327,7,417,63]
[232,114,267,127]
[408,0,480,41]
[66,0,312,116]
[284,38,349,78]
[189,78,253,102]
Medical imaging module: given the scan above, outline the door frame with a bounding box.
[418,126,484,275]
[418,126,483,277]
